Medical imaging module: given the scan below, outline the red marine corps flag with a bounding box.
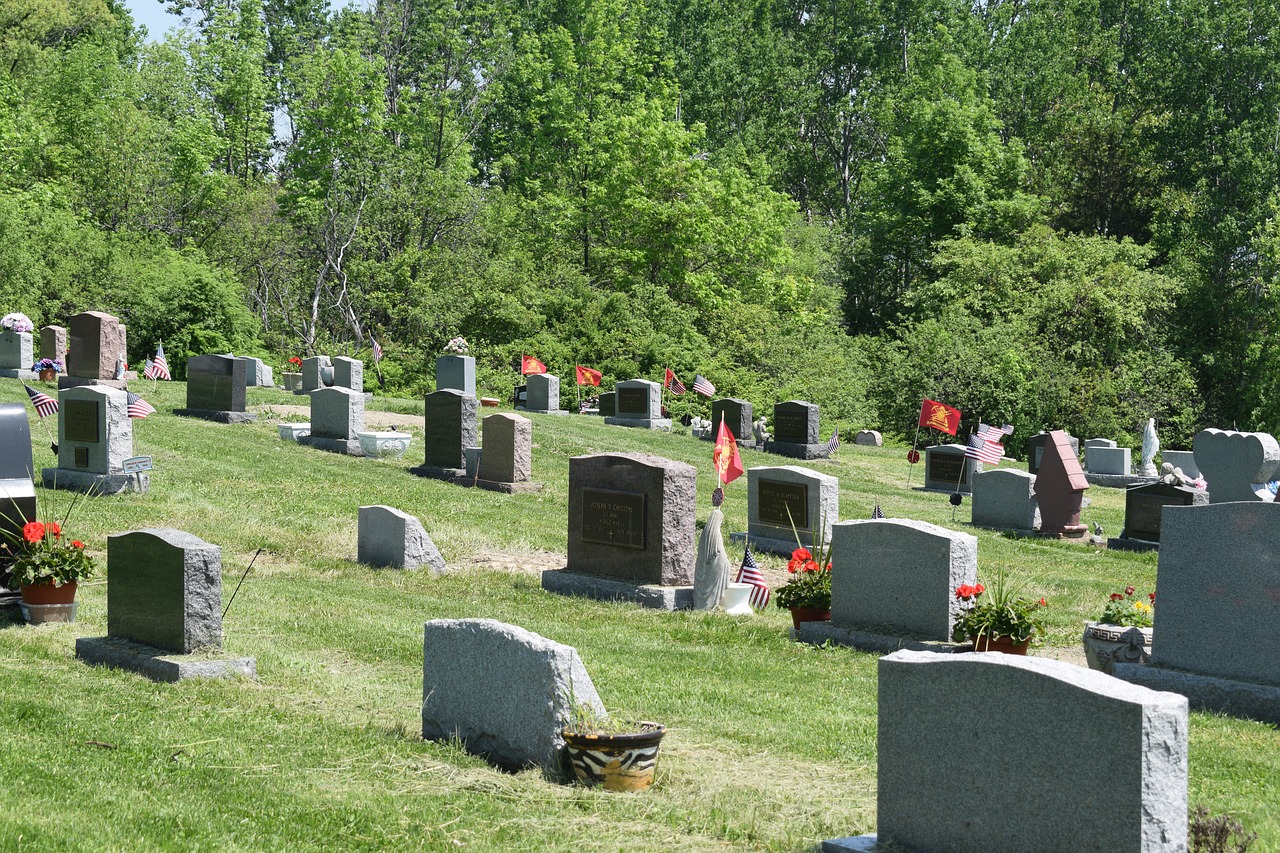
[713,415,744,485]
[918,399,962,435]
[521,355,547,375]
[575,365,602,386]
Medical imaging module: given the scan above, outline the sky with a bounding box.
[122,0,184,41]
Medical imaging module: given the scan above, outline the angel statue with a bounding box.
[1140,418,1160,476]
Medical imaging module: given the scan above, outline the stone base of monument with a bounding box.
[762,440,829,460]
[1084,472,1160,488]
[1037,524,1088,540]
[76,637,257,683]
[41,468,149,495]
[1113,663,1280,725]
[174,408,258,424]
[727,532,802,558]
[793,621,973,655]
[699,433,757,449]
[57,376,128,390]
[461,478,545,495]
[603,416,672,431]
[297,435,365,456]
[410,464,467,482]
[1106,535,1159,553]
[517,406,571,416]
[822,834,890,852]
[0,368,38,380]
[541,569,693,611]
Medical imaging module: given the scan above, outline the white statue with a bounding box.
[1140,418,1160,476]
[692,508,732,610]
[752,416,770,445]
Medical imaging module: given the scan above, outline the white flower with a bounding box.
[1,312,33,333]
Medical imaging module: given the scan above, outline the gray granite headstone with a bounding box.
[1115,482,1208,544]
[0,330,33,371]
[1027,431,1079,474]
[742,465,837,556]
[1191,428,1279,503]
[55,386,131,474]
[0,403,36,570]
[67,311,127,380]
[829,519,977,641]
[605,379,668,429]
[479,413,532,483]
[422,389,478,471]
[971,468,1038,532]
[333,356,363,393]
[105,529,223,654]
[564,453,695,585]
[1160,449,1198,479]
[711,398,754,445]
[301,355,332,393]
[40,325,67,367]
[854,430,882,447]
[435,354,475,396]
[922,444,976,493]
[764,400,830,458]
[837,650,1188,853]
[358,505,445,571]
[310,386,364,440]
[1087,445,1131,475]
[598,391,615,418]
[525,373,560,413]
[421,618,605,772]
[185,354,247,413]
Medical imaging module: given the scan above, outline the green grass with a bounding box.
[1,381,1276,850]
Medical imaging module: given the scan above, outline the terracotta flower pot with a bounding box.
[20,580,77,605]
[563,722,666,791]
[789,607,832,629]
[970,634,1030,655]
[38,368,56,382]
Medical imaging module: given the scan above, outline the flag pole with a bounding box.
[906,423,922,488]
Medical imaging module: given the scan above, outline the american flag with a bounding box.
[964,424,1006,464]
[371,337,383,364]
[735,546,770,609]
[143,343,171,380]
[24,384,58,418]
[126,392,156,419]
[872,503,885,519]
[664,368,686,395]
[692,374,716,397]
[826,426,840,455]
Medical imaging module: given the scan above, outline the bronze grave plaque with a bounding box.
[928,452,967,485]
[581,488,646,549]
[74,446,89,468]
[616,387,649,415]
[64,399,100,444]
[757,479,809,529]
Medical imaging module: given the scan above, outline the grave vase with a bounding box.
[1081,622,1153,674]
[20,580,78,606]
[562,722,666,792]
[970,634,1030,655]
[789,606,831,630]
[282,372,303,392]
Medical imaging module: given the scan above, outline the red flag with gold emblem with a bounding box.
[521,355,547,375]
[575,365,601,386]
[918,399,962,435]
[713,416,744,485]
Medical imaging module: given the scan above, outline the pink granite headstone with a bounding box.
[1034,430,1089,538]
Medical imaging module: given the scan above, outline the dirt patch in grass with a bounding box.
[255,404,423,431]
[463,549,566,575]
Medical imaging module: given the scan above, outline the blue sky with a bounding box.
[122,0,184,40]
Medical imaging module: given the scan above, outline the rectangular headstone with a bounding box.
[771,401,819,445]
[598,391,615,418]
[301,356,332,393]
[830,519,977,641]
[0,403,36,565]
[870,651,1187,853]
[67,311,127,380]
[106,528,223,654]
[1028,431,1079,474]
[923,444,975,493]
[40,325,67,367]
[422,619,605,772]
[525,373,560,413]
[310,386,365,440]
[1119,482,1207,543]
[423,389,479,470]
[711,398,753,443]
[566,453,696,585]
[333,356,363,393]
[1160,449,1198,479]
[186,354,247,412]
[358,505,444,571]
[613,380,658,418]
[746,465,837,552]
[436,354,475,396]
[1087,446,1131,475]
[479,413,532,483]
[237,356,273,387]
[57,386,131,474]
[971,468,1038,531]
[0,330,33,371]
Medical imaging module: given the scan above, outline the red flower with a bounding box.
[802,560,820,573]
[1149,592,1156,602]
[974,583,985,595]
[1110,593,1124,601]
[48,521,61,539]
[791,548,812,562]
[1124,585,1135,596]
[787,564,797,574]
[289,356,302,367]
[72,540,85,549]
[22,521,45,544]
[955,584,974,601]
[1039,598,1048,607]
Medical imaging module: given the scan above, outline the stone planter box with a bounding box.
[1082,621,1153,674]
[357,430,412,458]
[278,423,311,441]
[281,372,303,392]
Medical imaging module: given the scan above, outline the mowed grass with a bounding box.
[1,381,1276,851]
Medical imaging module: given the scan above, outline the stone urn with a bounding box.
[281,372,303,393]
[1082,621,1153,674]
[278,422,311,442]
[357,430,412,458]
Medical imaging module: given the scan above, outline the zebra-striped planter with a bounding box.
[562,722,667,791]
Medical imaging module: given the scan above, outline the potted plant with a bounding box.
[4,510,96,624]
[282,356,304,392]
[952,568,1048,654]
[774,508,832,628]
[1082,585,1154,673]
[443,336,469,356]
[31,358,63,381]
[561,703,667,792]
[2,312,34,336]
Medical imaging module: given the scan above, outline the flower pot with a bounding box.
[281,372,303,392]
[562,723,666,791]
[357,431,412,459]
[1082,621,1153,674]
[38,368,56,382]
[970,634,1030,655]
[789,607,831,629]
[719,582,754,615]
[20,580,77,606]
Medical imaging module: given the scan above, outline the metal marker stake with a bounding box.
[223,547,263,619]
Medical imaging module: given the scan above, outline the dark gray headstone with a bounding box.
[923,444,975,493]
[1119,482,1208,543]
[1028,431,1079,474]
[424,389,478,469]
[0,403,36,571]
[106,529,223,654]
[598,392,616,417]
[771,401,819,445]
[711,398,753,443]
[186,354,247,413]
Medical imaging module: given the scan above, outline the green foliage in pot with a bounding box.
[951,567,1047,645]
[1099,585,1155,627]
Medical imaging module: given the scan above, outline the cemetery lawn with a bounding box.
[2,382,1277,851]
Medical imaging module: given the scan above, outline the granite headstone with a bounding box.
[1191,428,1279,503]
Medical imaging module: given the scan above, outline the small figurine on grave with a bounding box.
[752,416,770,445]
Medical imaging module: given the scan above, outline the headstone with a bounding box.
[543,453,696,609]
[435,354,475,396]
[1028,430,1079,474]
[604,380,669,430]
[301,355,332,393]
[236,356,274,387]
[357,505,445,571]
[0,329,33,373]
[0,403,37,582]
[598,391,616,418]
[1160,449,1199,479]
[62,311,128,387]
[1107,482,1209,551]
[524,373,561,414]
[710,398,754,446]
[414,389,479,476]
[971,468,1039,532]
[1115,502,1280,724]
[854,430,882,447]
[477,413,538,491]
[922,444,976,493]
[1191,428,1280,503]
[299,387,365,455]
[41,386,147,494]
[333,356,363,393]
[827,519,977,643]
[1034,430,1089,538]
[1087,445,1130,475]
[75,529,255,681]
[828,650,1187,853]
[735,465,837,557]
[40,325,67,367]
[421,619,605,772]
[763,400,828,459]
[176,354,256,423]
